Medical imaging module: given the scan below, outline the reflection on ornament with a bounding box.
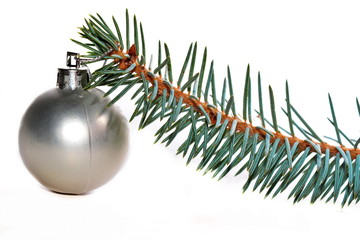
[60,120,88,144]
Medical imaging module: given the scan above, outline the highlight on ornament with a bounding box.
[20,9,360,205]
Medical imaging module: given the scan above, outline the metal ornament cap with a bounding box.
[19,66,129,194]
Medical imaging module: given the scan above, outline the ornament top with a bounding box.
[56,52,90,90]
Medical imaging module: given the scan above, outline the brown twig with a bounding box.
[112,45,360,160]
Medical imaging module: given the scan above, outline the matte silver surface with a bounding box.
[19,87,129,194]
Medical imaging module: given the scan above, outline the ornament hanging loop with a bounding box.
[66,52,81,69]
[62,47,115,90]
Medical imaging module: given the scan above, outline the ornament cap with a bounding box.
[57,52,91,90]
[57,68,89,90]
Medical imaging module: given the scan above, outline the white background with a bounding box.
[1,0,360,239]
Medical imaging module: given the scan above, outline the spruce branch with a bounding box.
[72,10,360,206]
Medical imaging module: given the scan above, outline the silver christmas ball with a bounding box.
[19,67,129,194]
